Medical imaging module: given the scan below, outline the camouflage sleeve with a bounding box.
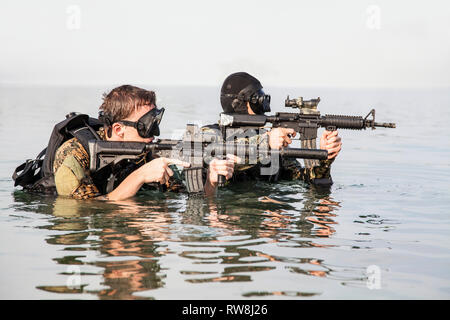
[280,157,335,184]
[53,138,101,199]
[232,131,271,172]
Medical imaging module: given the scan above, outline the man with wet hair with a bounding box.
[53,85,237,200]
[203,72,342,185]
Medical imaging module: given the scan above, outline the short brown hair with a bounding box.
[99,85,156,123]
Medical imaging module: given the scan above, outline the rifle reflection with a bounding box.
[178,183,341,284]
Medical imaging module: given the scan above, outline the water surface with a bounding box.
[0,85,449,299]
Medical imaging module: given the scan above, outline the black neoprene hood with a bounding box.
[220,72,263,113]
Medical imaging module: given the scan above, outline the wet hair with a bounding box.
[99,85,156,123]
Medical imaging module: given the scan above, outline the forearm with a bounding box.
[279,158,334,183]
[106,168,144,201]
[301,158,335,183]
[204,177,217,197]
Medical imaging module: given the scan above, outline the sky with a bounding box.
[0,0,449,87]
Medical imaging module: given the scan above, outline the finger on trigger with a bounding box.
[165,166,174,177]
[166,158,191,168]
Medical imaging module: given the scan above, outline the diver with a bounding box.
[202,72,342,185]
[13,85,237,200]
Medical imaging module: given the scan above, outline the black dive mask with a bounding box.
[119,107,165,138]
[248,89,271,114]
[222,86,271,115]
[99,107,165,138]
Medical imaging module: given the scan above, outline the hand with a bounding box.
[207,154,240,185]
[267,128,296,150]
[138,157,191,185]
[320,130,342,160]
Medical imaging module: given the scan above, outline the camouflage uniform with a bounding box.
[53,127,184,199]
[201,125,334,185]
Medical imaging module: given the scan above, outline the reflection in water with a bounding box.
[300,186,341,240]
[11,181,349,299]
[13,192,171,299]
[175,182,343,292]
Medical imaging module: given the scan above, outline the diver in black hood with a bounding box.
[203,72,342,186]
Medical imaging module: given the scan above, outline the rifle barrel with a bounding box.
[320,114,365,130]
[374,122,396,128]
[207,144,327,160]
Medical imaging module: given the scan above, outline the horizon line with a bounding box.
[1,81,449,90]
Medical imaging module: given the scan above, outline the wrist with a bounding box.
[206,172,218,187]
[204,175,218,197]
[319,158,335,167]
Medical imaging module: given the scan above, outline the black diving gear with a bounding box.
[99,107,164,138]
[220,72,271,115]
[12,112,151,195]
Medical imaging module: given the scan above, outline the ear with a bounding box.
[111,122,125,139]
[246,102,255,115]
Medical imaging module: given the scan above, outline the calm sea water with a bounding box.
[0,85,449,299]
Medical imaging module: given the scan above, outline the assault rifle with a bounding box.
[88,124,328,194]
[216,94,395,185]
[217,96,396,180]
[219,96,396,140]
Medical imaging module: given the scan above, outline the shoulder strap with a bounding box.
[42,114,101,176]
[69,123,101,156]
[12,148,46,187]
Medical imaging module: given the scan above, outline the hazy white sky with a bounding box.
[1,0,449,87]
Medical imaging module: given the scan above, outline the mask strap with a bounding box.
[98,111,114,138]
